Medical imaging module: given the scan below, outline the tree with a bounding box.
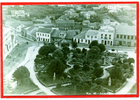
[87,46,100,59]
[38,45,57,56]
[82,64,90,72]
[82,48,87,55]
[61,42,69,48]
[12,66,30,85]
[128,58,135,65]
[47,58,66,80]
[53,49,64,58]
[94,67,103,78]
[89,40,98,49]
[61,46,70,59]
[73,64,80,70]
[93,63,100,69]
[72,41,78,49]
[76,48,81,54]
[98,44,105,52]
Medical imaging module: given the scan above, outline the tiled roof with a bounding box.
[10,22,21,29]
[115,24,136,35]
[51,30,61,38]
[73,29,89,39]
[65,30,77,39]
[86,30,99,36]
[37,28,52,33]
[56,20,75,24]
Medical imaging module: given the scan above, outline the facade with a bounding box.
[10,22,25,33]
[114,24,136,46]
[73,29,99,44]
[36,28,53,42]
[3,27,17,60]
[22,25,38,41]
[55,20,75,30]
[98,25,115,46]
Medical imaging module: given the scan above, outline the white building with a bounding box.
[36,28,53,42]
[98,25,115,46]
[3,27,17,60]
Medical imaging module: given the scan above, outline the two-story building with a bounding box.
[114,24,136,46]
[73,29,99,44]
[98,25,115,46]
[36,28,53,43]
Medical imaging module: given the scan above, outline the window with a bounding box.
[95,36,97,38]
[127,35,130,39]
[131,36,133,40]
[87,35,89,38]
[108,41,110,44]
[62,34,64,36]
[81,39,83,42]
[117,35,119,38]
[124,35,126,39]
[105,34,107,39]
[102,40,104,44]
[101,34,103,38]
[135,36,136,40]
[109,35,111,39]
[85,40,87,42]
[91,36,93,38]
[120,35,122,39]
[110,41,112,45]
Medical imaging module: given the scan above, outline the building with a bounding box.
[10,22,25,33]
[36,28,53,42]
[11,10,26,18]
[98,25,115,46]
[65,30,77,42]
[114,24,136,46]
[55,20,75,30]
[3,27,17,60]
[22,25,38,41]
[73,29,98,44]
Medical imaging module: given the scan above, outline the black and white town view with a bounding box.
[3,4,137,95]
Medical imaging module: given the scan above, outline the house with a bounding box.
[11,10,26,18]
[73,29,98,44]
[36,28,53,42]
[85,30,99,44]
[65,30,77,42]
[82,20,90,26]
[55,20,75,30]
[3,27,17,60]
[22,25,38,41]
[10,22,25,33]
[51,29,62,42]
[114,24,136,46]
[98,25,115,46]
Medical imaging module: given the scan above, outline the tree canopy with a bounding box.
[53,49,64,58]
[89,40,98,49]
[87,46,100,59]
[72,41,78,49]
[98,44,106,52]
[12,66,30,85]
[47,58,66,80]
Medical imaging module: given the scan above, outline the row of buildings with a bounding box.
[74,23,136,46]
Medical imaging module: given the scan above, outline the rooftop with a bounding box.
[66,30,77,39]
[115,24,136,35]
[51,30,61,38]
[86,30,99,36]
[56,20,75,24]
[10,22,22,29]
[37,28,52,33]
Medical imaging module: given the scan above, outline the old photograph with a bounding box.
[2,3,137,96]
